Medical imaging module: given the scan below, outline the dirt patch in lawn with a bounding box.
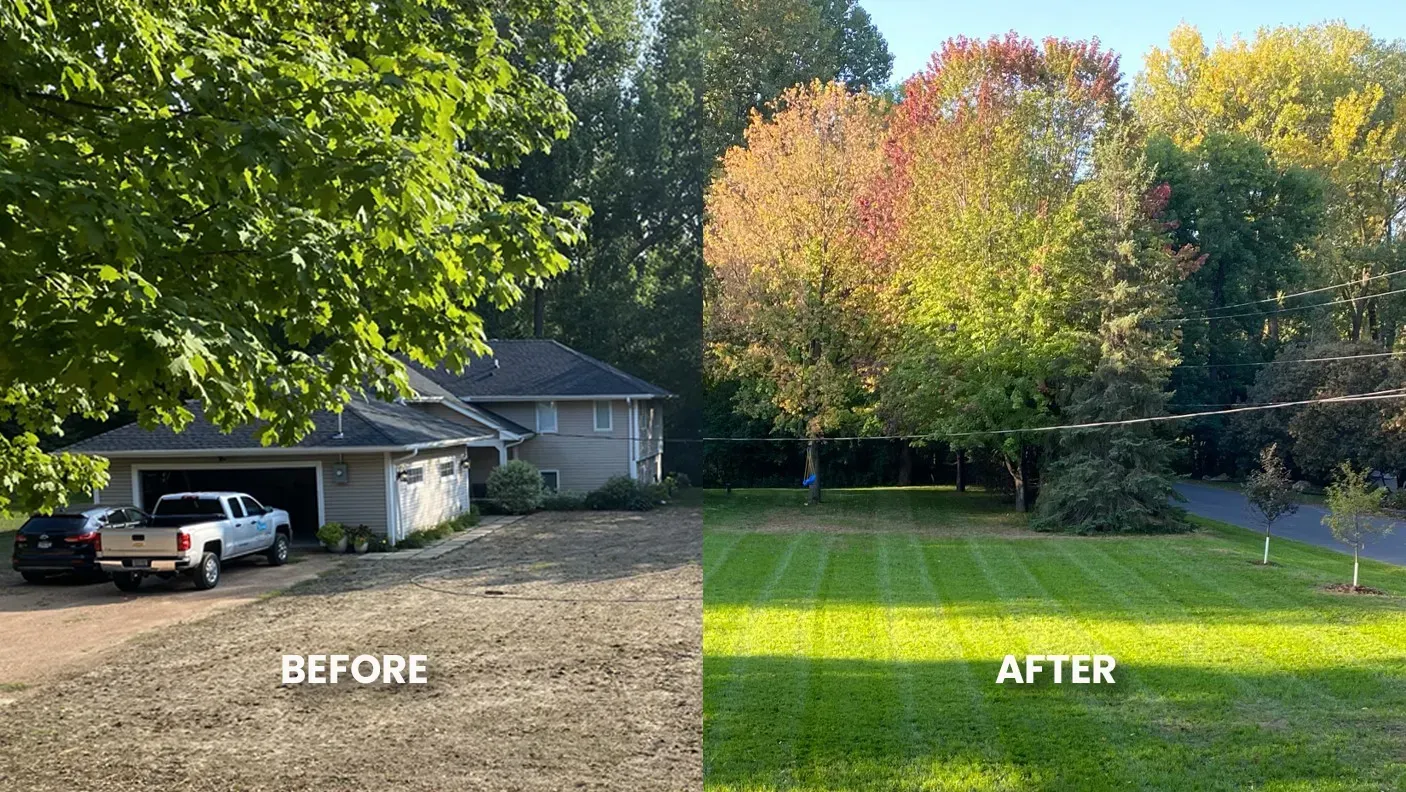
[1319,583,1388,596]
[0,507,701,792]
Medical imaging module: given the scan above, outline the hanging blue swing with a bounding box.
[802,473,816,487]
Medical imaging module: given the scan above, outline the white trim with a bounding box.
[129,460,325,529]
[383,452,398,542]
[627,398,638,481]
[539,469,560,492]
[593,399,613,432]
[89,437,489,458]
[535,401,558,434]
[463,394,663,402]
[406,397,531,441]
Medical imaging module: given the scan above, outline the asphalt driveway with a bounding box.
[1175,482,1406,566]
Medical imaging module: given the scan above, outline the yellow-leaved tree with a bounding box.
[705,81,889,502]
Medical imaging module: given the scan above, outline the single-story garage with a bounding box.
[67,399,500,544]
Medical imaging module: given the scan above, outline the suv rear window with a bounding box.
[19,515,88,534]
[153,497,225,516]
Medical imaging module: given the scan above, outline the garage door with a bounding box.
[138,467,321,544]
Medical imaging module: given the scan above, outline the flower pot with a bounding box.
[354,540,370,554]
[325,537,347,553]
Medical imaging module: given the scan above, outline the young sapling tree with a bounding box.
[1322,462,1390,590]
[1244,444,1298,564]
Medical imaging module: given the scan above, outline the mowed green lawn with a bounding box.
[703,487,1406,792]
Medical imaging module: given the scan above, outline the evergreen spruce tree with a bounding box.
[1032,131,1193,535]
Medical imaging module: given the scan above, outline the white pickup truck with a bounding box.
[96,491,292,592]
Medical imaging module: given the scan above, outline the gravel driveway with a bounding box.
[0,507,702,791]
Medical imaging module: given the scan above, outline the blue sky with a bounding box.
[862,0,1406,85]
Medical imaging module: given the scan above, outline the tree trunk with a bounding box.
[533,288,545,338]
[897,441,912,486]
[806,438,821,504]
[955,451,966,493]
[1262,530,1270,565]
[1007,455,1027,513]
[1353,545,1360,588]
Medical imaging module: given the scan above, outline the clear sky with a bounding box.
[862,0,1406,86]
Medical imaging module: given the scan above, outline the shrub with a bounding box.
[585,475,653,511]
[665,472,691,490]
[316,522,346,546]
[542,489,588,511]
[486,459,544,514]
[347,524,374,547]
[1381,488,1406,511]
[646,482,671,503]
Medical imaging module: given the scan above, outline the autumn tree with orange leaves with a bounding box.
[705,81,889,502]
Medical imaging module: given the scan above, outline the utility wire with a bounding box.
[1168,266,1406,319]
[1160,286,1406,323]
[1178,351,1406,369]
[696,388,1406,443]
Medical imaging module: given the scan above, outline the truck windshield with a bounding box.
[153,497,224,517]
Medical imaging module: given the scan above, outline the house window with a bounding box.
[540,470,560,492]
[594,400,613,431]
[536,401,558,433]
[402,466,424,485]
[438,460,456,479]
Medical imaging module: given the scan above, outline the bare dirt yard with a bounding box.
[0,506,702,791]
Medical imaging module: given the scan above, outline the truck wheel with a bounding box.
[113,572,142,592]
[20,571,49,584]
[265,532,290,566]
[191,552,221,590]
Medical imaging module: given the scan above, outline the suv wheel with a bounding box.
[191,551,221,590]
[113,572,142,592]
[266,532,290,566]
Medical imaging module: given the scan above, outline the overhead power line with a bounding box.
[1169,266,1406,320]
[697,388,1406,443]
[1160,286,1406,323]
[1178,351,1406,369]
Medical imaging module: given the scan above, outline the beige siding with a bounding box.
[479,399,663,492]
[394,446,471,534]
[94,454,391,535]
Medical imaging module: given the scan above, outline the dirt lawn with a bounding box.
[0,507,702,791]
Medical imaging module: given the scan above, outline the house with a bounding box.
[67,340,671,544]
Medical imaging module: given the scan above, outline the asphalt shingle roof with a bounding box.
[66,399,491,454]
[409,339,672,399]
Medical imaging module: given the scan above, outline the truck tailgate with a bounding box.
[100,526,182,557]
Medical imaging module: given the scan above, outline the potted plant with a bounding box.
[316,522,347,553]
[350,525,372,554]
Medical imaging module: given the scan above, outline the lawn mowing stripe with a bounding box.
[1084,537,1406,785]
[1094,535,1406,769]
[921,539,1128,790]
[1028,538,1290,789]
[963,537,1165,792]
[704,533,835,788]
[898,533,1025,790]
[875,534,920,754]
[703,530,747,579]
[1102,537,1399,699]
[792,535,906,789]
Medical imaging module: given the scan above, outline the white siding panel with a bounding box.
[394,445,471,534]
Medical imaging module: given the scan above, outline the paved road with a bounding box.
[1175,482,1406,566]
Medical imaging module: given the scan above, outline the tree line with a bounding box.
[704,25,1406,532]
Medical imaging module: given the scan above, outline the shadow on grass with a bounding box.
[703,654,1406,792]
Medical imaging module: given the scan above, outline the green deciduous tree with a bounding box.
[1148,132,1325,475]
[879,35,1130,513]
[486,0,705,476]
[1323,462,1390,589]
[702,0,891,163]
[0,0,590,513]
[1245,444,1299,564]
[1137,23,1406,345]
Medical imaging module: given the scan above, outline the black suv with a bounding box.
[11,505,147,583]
